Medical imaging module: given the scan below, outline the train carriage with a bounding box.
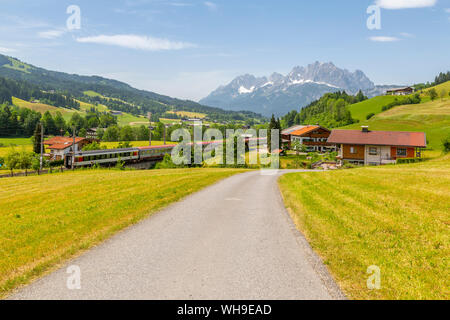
[66,148,140,168]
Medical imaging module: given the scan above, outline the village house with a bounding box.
[282,125,335,152]
[86,128,98,139]
[386,87,414,96]
[327,126,427,166]
[44,136,90,161]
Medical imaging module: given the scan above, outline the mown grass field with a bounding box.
[101,140,177,148]
[279,156,450,300]
[0,168,245,298]
[167,110,207,119]
[12,97,77,121]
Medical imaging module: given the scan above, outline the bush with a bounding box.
[442,135,450,153]
[49,160,64,167]
[155,154,182,169]
[114,157,125,170]
[366,113,375,120]
[382,94,421,111]
[397,158,424,164]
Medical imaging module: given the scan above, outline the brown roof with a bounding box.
[45,136,86,150]
[328,129,426,148]
[290,125,329,137]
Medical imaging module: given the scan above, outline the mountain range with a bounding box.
[200,62,400,117]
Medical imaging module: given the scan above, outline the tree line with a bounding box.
[280,90,367,129]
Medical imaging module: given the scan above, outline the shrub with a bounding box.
[366,113,375,120]
[397,158,424,164]
[442,135,450,153]
[49,160,64,167]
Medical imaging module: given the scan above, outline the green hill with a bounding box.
[342,81,450,151]
[347,95,400,122]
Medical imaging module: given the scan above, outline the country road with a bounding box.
[9,170,345,300]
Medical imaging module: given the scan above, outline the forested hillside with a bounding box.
[281,91,367,128]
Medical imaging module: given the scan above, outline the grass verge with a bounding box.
[0,168,245,298]
[278,157,449,299]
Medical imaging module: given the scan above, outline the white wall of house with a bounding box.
[364,145,391,165]
[50,143,83,160]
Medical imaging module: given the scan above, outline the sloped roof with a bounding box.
[290,125,328,137]
[281,125,307,135]
[45,136,86,150]
[328,130,426,148]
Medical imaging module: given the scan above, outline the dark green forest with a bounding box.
[281,91,367,129]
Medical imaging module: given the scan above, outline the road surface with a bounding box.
[9,170,345,300]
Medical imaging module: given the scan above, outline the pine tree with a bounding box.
[267,114,277,152]
[33,123,42,154]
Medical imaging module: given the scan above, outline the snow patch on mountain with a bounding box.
[200,61,390,117]
[238,86,255,94]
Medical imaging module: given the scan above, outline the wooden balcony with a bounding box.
[303,141,334,146]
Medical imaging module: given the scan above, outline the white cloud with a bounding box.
[204,1,218,11]
[369,36,400,42]
[376,0,437,10]
[0,46,17,54]
[38,29,66,39]
[76,34,196,51]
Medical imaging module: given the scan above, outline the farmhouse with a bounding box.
[386,87,414,96]
[328,126,426,165]
[282,125,335,152]
[44,136,90,161]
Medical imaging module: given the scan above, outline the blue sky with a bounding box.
[0,0,449,100]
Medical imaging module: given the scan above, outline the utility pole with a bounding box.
[39,123,44,173]
[163,125,167,145]
[147,112,152,146]
[71,125,76,171]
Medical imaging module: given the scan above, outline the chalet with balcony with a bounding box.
[386,87,414,96]
[328,126,427,165]
[282,125,335,152]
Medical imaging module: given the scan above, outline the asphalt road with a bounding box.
[9,170,345,300]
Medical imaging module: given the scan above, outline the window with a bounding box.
[397,148,407,157]
[369,147,378,155]
[350,146,357,154]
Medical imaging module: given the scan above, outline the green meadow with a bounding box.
[279,155,450,300]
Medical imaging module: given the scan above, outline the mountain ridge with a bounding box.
[200,61,400,117]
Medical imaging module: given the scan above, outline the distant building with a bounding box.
[327,126,427,165]
[110,110,123,116]
[386,87,414,96]
[86,128,98,139]
[44,136,89,161]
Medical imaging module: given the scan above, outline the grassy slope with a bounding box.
[12,97,78,121]
[3,58,33,74]
[0,168,245,298]
[167,110,207,119]
[279,156,450,300]
[11,95,148,127]
[344,81,450,151]
[348,95,399,122]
